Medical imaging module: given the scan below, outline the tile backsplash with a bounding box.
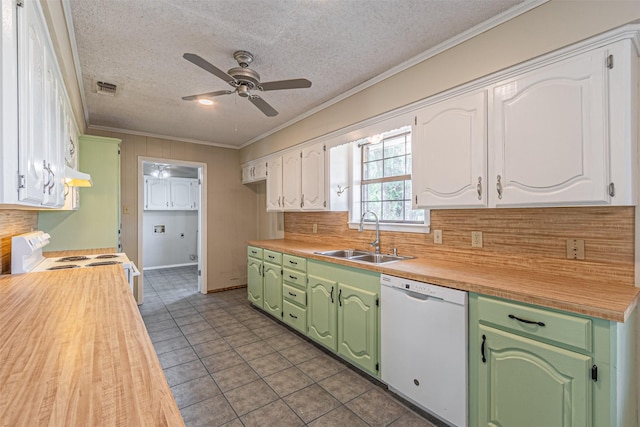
[284,207,635,287]
[0,210,38,274]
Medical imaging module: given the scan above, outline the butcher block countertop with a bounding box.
[0,264,183,426]
[249,239,640,323]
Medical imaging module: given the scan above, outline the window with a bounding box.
[359,126,424,224]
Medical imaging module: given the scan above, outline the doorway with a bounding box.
[137,157,207,304]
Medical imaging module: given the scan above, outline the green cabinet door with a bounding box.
[337,283,378,375]
[307,274,338,351]
[478,325,592,427]
[247,257,263,307]
[263,261,282,318]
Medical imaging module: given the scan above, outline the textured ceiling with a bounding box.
[68,0,527,148]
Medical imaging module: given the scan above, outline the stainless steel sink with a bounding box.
[315,249,371,258]
[349,253,410,264]
[314,249,412,264]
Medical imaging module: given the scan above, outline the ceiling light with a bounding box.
[198,99,214,106]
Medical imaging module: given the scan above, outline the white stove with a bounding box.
[11,231,140,293]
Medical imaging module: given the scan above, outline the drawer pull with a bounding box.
[289,275,298,280]
[508,314,545,327]
[288,291,297,297]
[268,255,275,259]
[289,260,298,265]
[481,334,487,363]
[289,313,298,319]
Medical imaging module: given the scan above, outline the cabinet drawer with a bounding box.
[477,296,592,352]
[283,267,307,288]
[283,254,306,271]
[284,284,306,307]
[263,250,282,264]
[283,300,306,334]
[247,246,263,259]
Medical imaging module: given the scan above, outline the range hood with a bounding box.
[64,166,93,187]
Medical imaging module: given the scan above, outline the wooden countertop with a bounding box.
[249,239,640,323]
[0,266,184,426]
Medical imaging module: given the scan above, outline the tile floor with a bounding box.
[140,266,440,427]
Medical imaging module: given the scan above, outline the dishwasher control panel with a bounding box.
[380,274,467,306]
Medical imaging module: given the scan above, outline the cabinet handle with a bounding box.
[289,313,298,319]
[496,175,503,200]
[289,260,298,265]
[338,289,342,306]
[277,196,281,207]
[481,334,487,363]
[300,194,304,209]
[47,165,55,195]
[69,138,76,157]
[330,286,334,303]
[288,291,297,297]
[268,255,275,259]
[288,275,298,280]
[508,314,545,327]
[42,161,52,194]
[477,177,482,200]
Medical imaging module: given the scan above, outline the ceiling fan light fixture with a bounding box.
[198,99,214,106]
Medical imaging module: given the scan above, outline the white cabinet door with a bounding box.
[144,178,169,210]
[169,178,193,209]
[18,0,48,205]
[253,161,267,181]
[301,144,326,210]
[190,179,199,210]
[17,0,64,207]
[413,91,487,208]
[490,49,609,207]
[266,155,283,211]
[282,151,301,210]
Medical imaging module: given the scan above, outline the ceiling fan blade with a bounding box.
[249,95,278,117]
[259,78,312,91]
[183,53,236,84]
[182,90,234,101]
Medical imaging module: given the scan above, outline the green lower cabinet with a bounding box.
[470,293,639,427]
[263,261,282,318]
[337,283,378,375]
[283,300,306,334]
[478,325,592,427]
[247,256,263,307]
[307,274,338,350]
[307,260,380,377]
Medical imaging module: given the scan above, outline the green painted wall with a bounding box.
[38,135,120,251]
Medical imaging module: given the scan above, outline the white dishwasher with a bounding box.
[381,274,468,427]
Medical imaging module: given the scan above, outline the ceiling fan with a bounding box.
[182,50,312,117]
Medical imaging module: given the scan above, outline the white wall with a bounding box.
[142,210,198,269]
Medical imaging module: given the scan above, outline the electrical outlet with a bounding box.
[312,223,318,234]
[471,231,483,248]
[433,229,442,244]
[566,239,585,260]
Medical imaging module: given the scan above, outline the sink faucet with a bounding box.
[359,210,380,254]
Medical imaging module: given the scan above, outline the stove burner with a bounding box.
[86,261,122,267]
[56,256,90,262]
[47,265,80,270]
[94,254,119,259]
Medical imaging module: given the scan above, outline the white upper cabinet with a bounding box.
[144,177,198,210]
[413,90,487,208]
[282,150,302,210]
[265,143,326,212]
[169,178,193,209]
[413,35,638,209]
[490,48,609,207]
[145,177,169,210]
[266,155,283,211]
[17,0,65,207]
[301,144,326,210]
[241,159,267,184]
